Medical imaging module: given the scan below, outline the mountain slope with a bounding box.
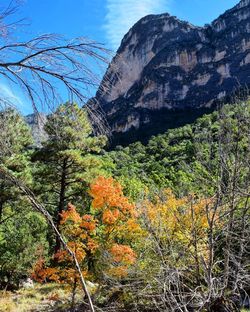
[90,0,250,146]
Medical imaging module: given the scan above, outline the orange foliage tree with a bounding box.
[32,176,140,284]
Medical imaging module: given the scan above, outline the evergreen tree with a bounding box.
[0,109,48,288]
[0,108,33,221]
[33,103,107,252]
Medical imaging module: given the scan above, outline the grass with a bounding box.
[0,283,84,312]
[1,285,249,312]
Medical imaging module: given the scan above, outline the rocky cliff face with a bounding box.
[90,0,250,145]
[25,113,47,147]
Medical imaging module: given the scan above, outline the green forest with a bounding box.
[0,100,249,311]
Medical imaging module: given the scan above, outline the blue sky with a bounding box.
[0,0,240,113]
[18,0,239,50]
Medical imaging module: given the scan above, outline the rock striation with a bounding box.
[90,0,250,145]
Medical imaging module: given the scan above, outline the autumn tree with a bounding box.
[88,176,139,278]
[32,176,139,286]
[123,190,217,311]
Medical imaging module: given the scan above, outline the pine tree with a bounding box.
[33,103,107,252]
[0,108,33,221]
[0,109,48,288]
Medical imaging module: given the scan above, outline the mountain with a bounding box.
[89,0,250,146]
[25,113,47,147]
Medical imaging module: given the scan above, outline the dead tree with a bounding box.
[192,101,250,311]
[0,0,110,119]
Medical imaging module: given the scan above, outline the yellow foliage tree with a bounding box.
[140,189,213,282]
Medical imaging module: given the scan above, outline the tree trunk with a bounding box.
[55,158,67,254]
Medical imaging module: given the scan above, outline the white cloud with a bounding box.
[104,0,171,50]
[0,83,27,112]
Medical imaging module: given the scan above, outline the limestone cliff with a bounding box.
[90,0,250,145]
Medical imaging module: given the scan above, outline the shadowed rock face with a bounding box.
[90,0,250,146]
[25,113,47,147]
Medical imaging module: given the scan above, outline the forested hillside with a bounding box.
[0,100,249,311]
